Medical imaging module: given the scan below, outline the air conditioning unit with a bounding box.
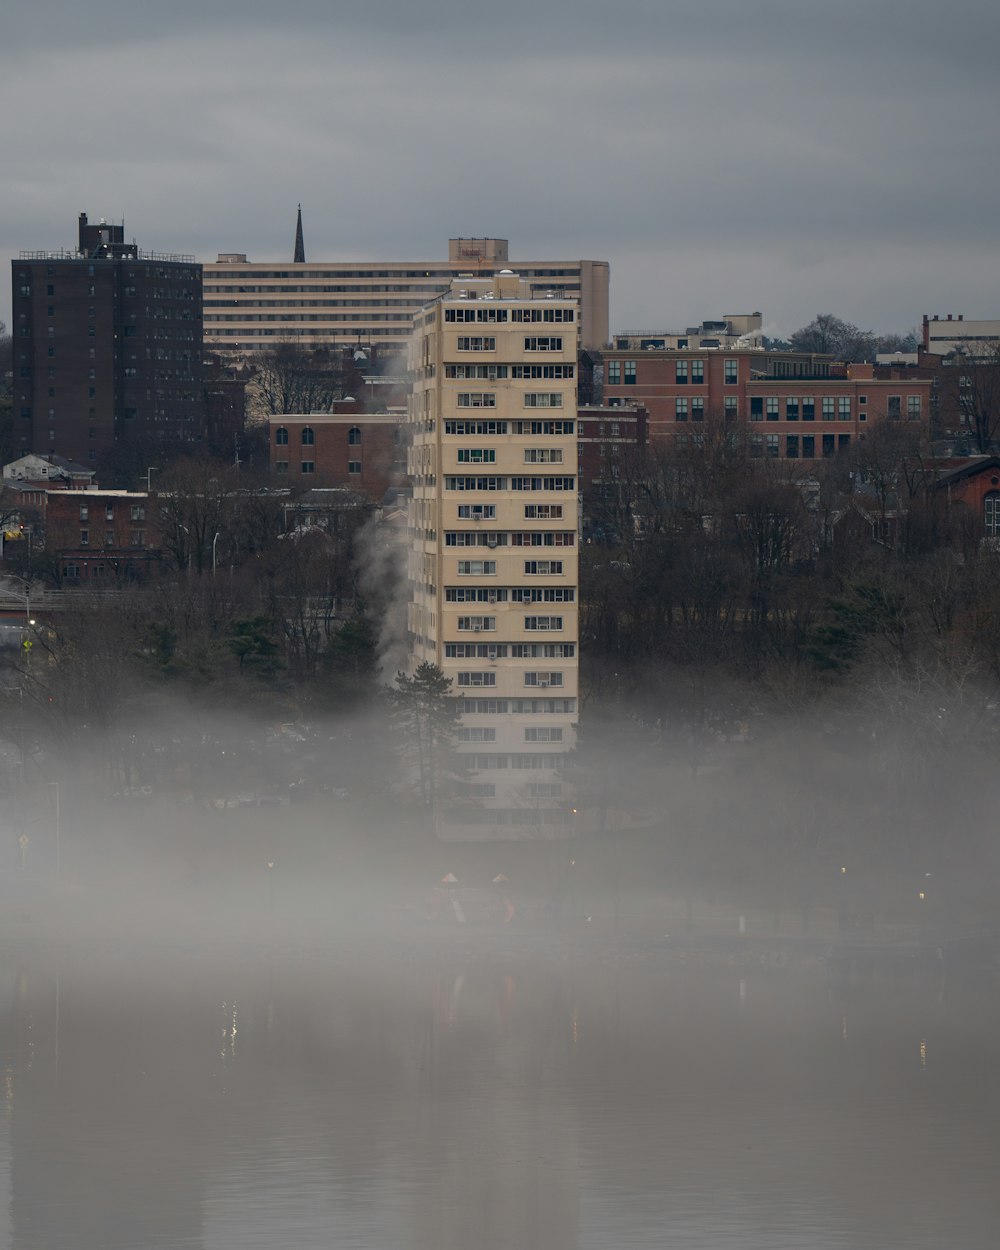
[538,679,549,689]
[473,625,482,633]
[486,537,497,548]
[488,592,497,603]
[487,647,498,661]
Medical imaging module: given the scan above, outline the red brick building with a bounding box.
[268,410,404,502]
[43,489,162,581]
[600,348,934,459]
[577,404,648,538]
[933,456,1000,537]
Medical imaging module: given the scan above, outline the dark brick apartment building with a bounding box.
[10,213,203,470]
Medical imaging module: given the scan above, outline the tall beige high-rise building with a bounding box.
[203,236,609,354]
[408,273,579,840]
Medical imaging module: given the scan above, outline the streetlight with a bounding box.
[49,781,61,882]
[146,466,159,493]
[212,531,221,577]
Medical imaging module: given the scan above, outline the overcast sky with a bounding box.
[4,0,999,339]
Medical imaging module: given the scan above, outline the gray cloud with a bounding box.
[4,0,1000,338]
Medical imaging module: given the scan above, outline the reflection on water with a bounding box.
[0,949,996,1249]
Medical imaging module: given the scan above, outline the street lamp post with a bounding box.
[49,781,61,882]
[212,532,221,577]
[146,467,159,493]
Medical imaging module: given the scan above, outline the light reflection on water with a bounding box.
[0,951,996,1249]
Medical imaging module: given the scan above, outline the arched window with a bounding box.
[275,426,288,446]
[348,426,362,446]
[301,426,315,446]
[985,491,1000,537]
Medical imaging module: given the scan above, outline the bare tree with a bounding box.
[790,314,876,362]
[938,340,1000,452]
[246,342,348,420]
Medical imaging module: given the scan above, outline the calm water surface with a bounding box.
[0,943,996,1249]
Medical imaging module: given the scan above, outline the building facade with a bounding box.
[407,273,580,840]
[922,314,1000,356]
[268,410,405,503]
[10,213,203,468]
[204,237,609,354]
[600,348,934,456]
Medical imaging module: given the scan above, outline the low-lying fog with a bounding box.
[0,690,998,1249]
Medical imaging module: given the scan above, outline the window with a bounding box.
[524,616,563,631]
[839,397,851,420]
[458,504,496,519]
[606,360,621,385]
[524,449,562,463]
[457,392,497,408]
[130,530,145,547]
[786,397,799,421]
[675,398,688,422]
[301,461,315,474]
[275,426,288,445]
[275,461,289,473]
[888,395,901,418]
[523,337,563,351]
[986,492,1000,537]
[458,727,497,742]
[802,435,815,459]
[822,434,835,458]
[524,505,562,518]
[80,529,89,546]
[348,461,361,474]
[525,727,563,742]
[79,505,89,521]
[786,435,799,458]
[801,397,815,421]
[724,396,738,421]
[766,398,779,421]
[457,616,496,631]
[691,360,704,384]
[766,434,779,458]
[457,672,497,687]
[724,359,738,384]
[624,360,636,384]
[301,426,315,445]
[457,336,497,351]
[523,393,563,408]
[457,561,496,575]
[750,435,763,458]
[105,529,115,546]
[822,397,835,421]
[131,505,145,521]
[675,360,688,384]
[347,426,361,445]
[838,434,851,451]
[691,397,704,422]
[457,449,496,463]
[525,672,563,687]
[907,396,921,420]
[524,560,563,574]
[750,397,763,421]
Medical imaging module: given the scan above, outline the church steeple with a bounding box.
[293,204,305,263]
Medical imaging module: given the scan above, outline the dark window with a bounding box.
[275,426,289,445]
[301,461,315,474]
[301,426,315,445]
[348,426,361,445]
[750,397,763,421]
[985,492,1000,537]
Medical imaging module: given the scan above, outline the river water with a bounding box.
[0,940,996,1249]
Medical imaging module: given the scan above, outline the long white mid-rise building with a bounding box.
[407,272,580,840]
